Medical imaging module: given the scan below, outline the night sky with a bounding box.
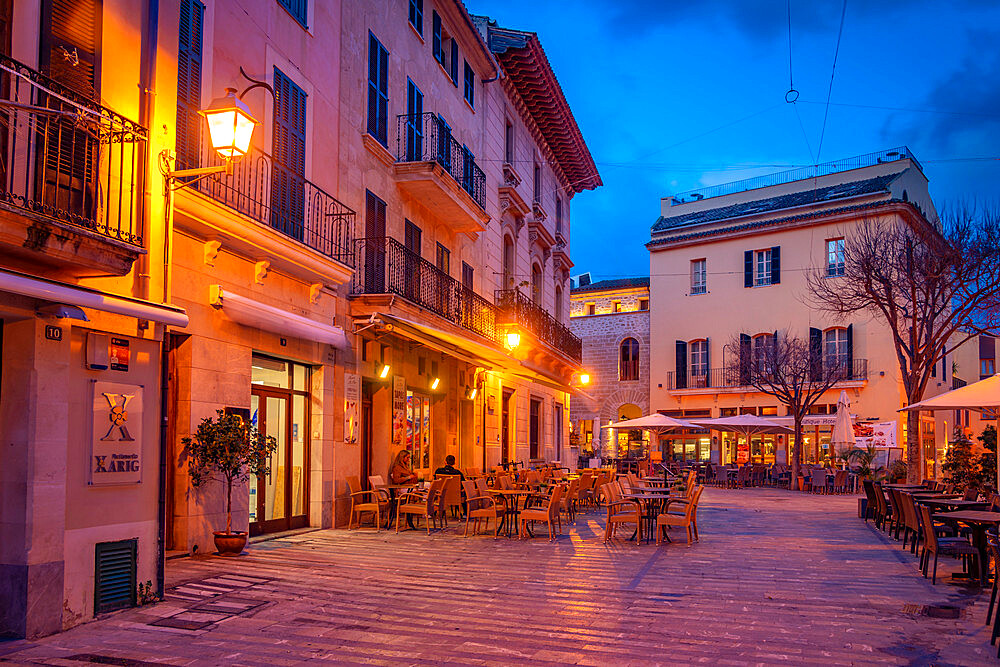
[470,0,1000,280]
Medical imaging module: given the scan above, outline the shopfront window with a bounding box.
[407,390,431,470]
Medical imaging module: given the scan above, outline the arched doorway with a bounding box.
[615,403,643,458]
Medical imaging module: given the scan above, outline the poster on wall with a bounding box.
[392,375,406,446]
[856,421,897,449]
[91,381,143,485]
[736,440,750,464]
[344,373,360,444]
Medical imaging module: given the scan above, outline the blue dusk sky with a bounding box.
[470,0,1000,281]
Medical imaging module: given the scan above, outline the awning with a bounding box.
[210,285,348,348]
[0,267,189,327]
[370,312,576,393]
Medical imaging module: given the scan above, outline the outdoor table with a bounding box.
[884,484,928,490]
[622,492,673,543]
[386,483,421,527]
[917,498,988,512]
[932,510,1000,585]
[490,489,534,538]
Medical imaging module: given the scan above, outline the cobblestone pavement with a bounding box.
[1,488,997,665]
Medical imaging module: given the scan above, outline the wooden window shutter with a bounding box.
[432,11,442,63]
[744,250,753,288]
[270,68,307,241]
[675,341,687,389]
[739,333,751,385]
[770,246,781,285]
[846,323,854,379]
[41,0,101,98]
[450,39,458,83]
[809,327,822,380]
[175,0,204,172]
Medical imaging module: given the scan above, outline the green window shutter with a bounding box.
[94,539,136,614]
[675,341,687,389]
[277,0,307,29]
[744,250,753,288]
[271,67,307,242]
[809,327,823,380]
[175,0,204,172]
[432,11,442,63]
[367,33,389,146]
[770,246,781,285]
[42,0,101,98]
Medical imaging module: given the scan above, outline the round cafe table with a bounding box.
[622,492,673,543]
[489,489,534,538]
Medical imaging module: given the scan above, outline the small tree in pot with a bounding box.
[183,409,277,555]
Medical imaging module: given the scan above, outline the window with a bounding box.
[824,328,848,372]
[586,302,595,316]
[462,262,474,290]
[752,333,774,375]
[405,78,423,161]
[689,340,708,382]
[982,359,996,377]
[404,219,421,255]
[461,144,475,196]
[754,249,772,286]
[639,298,649,311]
[502,235,515,288]
[463,60,475,108]
[433,13,458,84]
[175,0,204,172]
[555,197,563,235]
[435,243,450,274]
[826,238,845,276]
[620,338,640,381]
[612,300,621,313]
[533,163,541,203]
[367,33,389,146]
[278,0,307,28]
[555,285,563,322]
[504,120,514,164]
[408,0,422,35]
[432,11,442,63]
[531,263,542,305]
[690,259,706,294]
[271,68,307,241]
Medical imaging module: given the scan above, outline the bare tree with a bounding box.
[723,332,847,484]
[808,207,1000,483]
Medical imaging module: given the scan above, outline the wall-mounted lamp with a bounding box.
[378,363,391,379]
[160,68,271,190]
[571,371,591,386]
[505,331,521,350]
[430,377,441,390]
[466,386,478,400]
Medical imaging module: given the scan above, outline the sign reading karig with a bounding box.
[109,337,130,371]
[91,381,143,485]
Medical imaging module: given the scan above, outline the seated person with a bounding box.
[389,450,418,485]
[434,454,465,480]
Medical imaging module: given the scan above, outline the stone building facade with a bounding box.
[568,278,650,457]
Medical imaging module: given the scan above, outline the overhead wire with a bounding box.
[815,0,848,163]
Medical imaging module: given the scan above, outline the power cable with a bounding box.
[815,0,848,163]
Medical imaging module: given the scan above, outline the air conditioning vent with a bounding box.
[95,539,137,614]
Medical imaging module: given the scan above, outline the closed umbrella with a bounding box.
[901,373,1000,490]
[830,390,856,459]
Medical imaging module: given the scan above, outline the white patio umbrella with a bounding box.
[830,390,856,457]
[604,414,699,463]
[901,373,1000,490]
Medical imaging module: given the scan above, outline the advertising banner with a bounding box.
[392,375,406,446]
[344,373,360,444]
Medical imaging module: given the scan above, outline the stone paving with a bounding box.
[1,488,997,665]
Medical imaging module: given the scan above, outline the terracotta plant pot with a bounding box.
[213,531,248,556]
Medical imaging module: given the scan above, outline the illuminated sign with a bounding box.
[91,381,143,485]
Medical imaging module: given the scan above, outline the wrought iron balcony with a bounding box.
[495,288,582,363]
[664,359,868,390]
[350,237,499,343]
[178,138,355,266]
[0,54,147,247]
[395,112,486,210]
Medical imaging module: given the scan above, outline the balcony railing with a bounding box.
[180,138,355,266]
[395,112,486,210]
[495,288,582,363]
[350,236,499,344]
[0,54,147,246]
[664,359,868,390]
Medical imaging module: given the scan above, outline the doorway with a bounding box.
[250,354,310,536]
[502,388,514,464]
[529,397,541,459]
[361,380,374,487]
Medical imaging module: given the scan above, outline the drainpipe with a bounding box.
[137,0,166,601]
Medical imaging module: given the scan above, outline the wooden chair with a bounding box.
[600,482,641,545]
[396,478,445,534]
[560,477,580,523]
[462,480,501,538]
[519,484,565,541]
[436,474,463,519]
[656,485,704,545]
[347,475,389,530]
[918,503,978,584]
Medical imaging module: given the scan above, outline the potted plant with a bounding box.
[183,409,277,556]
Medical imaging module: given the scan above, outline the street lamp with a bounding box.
[201,88,258,161]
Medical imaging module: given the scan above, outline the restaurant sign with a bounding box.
[91,381,143,485]
[344,372,360,444]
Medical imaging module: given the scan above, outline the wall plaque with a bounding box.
[91,381,143,485]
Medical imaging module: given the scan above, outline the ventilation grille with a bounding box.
[95,539,136,614]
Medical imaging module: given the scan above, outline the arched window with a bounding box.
[554,285,563,322]
[531,263,542,304]
[824,327,848,372]
[620,338,640,381]
[502,235,515,289]
[752,333,774,374]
